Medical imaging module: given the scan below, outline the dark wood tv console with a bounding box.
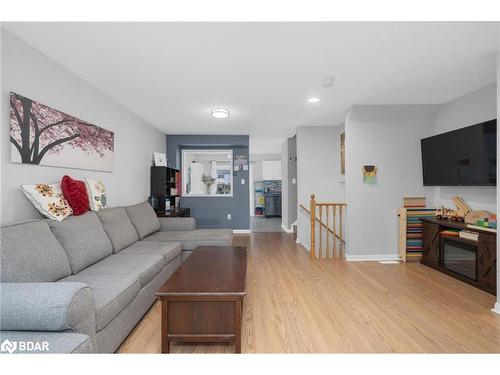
[420,217,496,295]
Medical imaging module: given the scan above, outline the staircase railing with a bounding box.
[299,194,347,259]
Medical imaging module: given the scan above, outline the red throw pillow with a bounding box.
[61,175,89,216]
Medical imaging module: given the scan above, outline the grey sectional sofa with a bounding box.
[0,202,233,354]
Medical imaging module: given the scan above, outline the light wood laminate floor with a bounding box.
[117,232,500,353]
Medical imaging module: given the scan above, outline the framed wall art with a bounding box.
[10,92,114,172]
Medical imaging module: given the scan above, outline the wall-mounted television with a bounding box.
[421,119,496,186]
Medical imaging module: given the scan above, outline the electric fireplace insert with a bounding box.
[441,237,477,281]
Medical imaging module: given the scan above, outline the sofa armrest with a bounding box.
[158,217,196,231]
[0,282,95,337]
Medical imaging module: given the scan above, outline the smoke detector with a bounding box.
[322,78,335,88]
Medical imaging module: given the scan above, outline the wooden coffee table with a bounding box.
[156,246,247,353]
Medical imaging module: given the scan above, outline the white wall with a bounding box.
[281,140,289,228]
[345,105,439,259]
[297,125,345,250]
[434,84,497,213]
[1,30,165,224]
[281,135,298,230]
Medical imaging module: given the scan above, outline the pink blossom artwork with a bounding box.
[10,92,114,172]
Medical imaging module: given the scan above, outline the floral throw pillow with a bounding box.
[85,179,108,211]
[20,183,73,221]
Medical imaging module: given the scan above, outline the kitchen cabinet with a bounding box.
[262,160,282,180]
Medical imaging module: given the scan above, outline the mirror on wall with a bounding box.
[182,149,233,196]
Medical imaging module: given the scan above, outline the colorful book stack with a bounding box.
[175,171,181,196]
[398,197,435,262]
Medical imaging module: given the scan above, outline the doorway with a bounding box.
[249,156,283,232]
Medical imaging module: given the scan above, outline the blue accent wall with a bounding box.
[166,135,250,230]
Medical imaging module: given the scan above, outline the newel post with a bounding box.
[310,194,316,258]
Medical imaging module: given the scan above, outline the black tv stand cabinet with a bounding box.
[420,217,496,295]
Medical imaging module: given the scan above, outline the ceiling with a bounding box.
[4,22,499,153]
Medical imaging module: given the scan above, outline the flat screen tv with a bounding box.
[421,119,496,186]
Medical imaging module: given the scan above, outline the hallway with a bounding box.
[250,216,283,232]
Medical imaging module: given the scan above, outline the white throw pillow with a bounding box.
[85,179,108,211]
[20,183,73,221]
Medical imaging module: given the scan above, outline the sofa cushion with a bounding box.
[119,241,181,265]
[143,229,233,250]
[124,202,160,239]
[20,183,73,221]
[85,179,108,211]
[58,274,140,332]
[0,221,72,282]
[61,175,89,216]
[48,212,113,274]
[76,253,164,288]
[97,207,139,253]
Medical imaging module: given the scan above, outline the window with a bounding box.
[182,149,233,197]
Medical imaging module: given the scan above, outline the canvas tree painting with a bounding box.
[10,92,114,172]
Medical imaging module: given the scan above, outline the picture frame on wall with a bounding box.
[154,152,167,166]
[10,92,114,172]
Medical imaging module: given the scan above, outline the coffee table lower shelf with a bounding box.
[159,297,244,353]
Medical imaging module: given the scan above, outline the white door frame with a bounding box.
[249,163,255,216]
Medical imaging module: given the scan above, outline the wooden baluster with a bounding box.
[333,205,337,258]
[339,205,344,258]
[319,205,323,258]
[326,205,330,259]
[310,194,316,258]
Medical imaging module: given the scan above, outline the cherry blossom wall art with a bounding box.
[10,92,114,172]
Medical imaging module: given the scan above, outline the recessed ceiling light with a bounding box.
[210,108,230,119]
[307,97,320,103]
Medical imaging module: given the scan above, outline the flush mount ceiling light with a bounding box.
[307,97,320,103]
[210,108,230,119]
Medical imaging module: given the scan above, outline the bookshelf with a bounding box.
[150,166,181,211]
[397,197,435,262]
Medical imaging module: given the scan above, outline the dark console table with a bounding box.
[420,217,496,295]
[156,208,190,218]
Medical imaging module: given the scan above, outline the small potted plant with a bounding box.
[201,174,216,194]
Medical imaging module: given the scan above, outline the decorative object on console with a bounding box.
[153,152,167,166]
[84,179,107,211]
[362,165,377,186]
[434,196,495,228]
[201,174,216,194]
[20,183,73,221]
[60,175,89,216]
[464,210,496,227]
[398,197,435,262]
[10,92,114,172]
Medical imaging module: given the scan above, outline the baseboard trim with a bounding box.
[295,237,310,253]
[281,224,294,233]
[492,302,500,315]
[345,254,400,262]
[233,229,251,234]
